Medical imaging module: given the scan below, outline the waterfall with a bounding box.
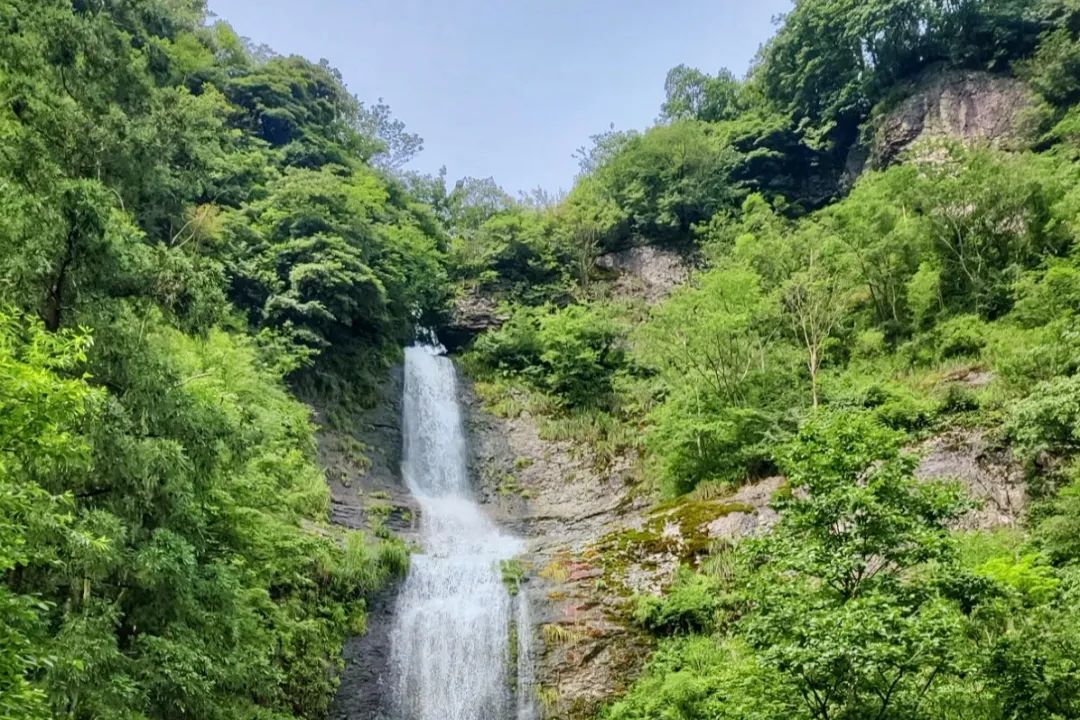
[515,594,539,720]
[388,345,527,720]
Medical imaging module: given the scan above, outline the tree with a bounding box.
[573,124,639,176]
[229,165,447,356]
[661,65,743,123]
[782,242,849,407]
[743,411,969,720]
[586,121,740,248]
[638,265,796,492]
[0,312,97,720]
[355,97,424,171]
[915,148,1070,319]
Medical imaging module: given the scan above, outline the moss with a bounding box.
[540,551,574,583]
[501,557,528,595]
[610,500,753,556]
[507,616,519,688]
[588,499,755,598]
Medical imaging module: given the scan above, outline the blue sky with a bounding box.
[207,0,790,195]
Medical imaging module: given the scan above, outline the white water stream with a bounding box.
[388,345,532,720]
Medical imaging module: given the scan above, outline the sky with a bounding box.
[207,0,791,196]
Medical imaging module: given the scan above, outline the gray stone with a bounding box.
[844,69,1035,186]
[594,246,691,305]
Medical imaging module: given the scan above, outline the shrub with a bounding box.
[826,376,939,431]
[603,636,795,720]
[473,303,625,408]
[633,569,722,635]
[1012,262,1080,328]
[852,328,887,359]
[471,307,543,376]
[903,314,988,366]
[1006,374,1080,463]
[646,391,780,496]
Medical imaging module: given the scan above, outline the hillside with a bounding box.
[4,1,1080,720]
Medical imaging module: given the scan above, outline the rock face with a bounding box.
[916,429,1027,529]
[317,367,415,720]
[333,592,398,720]
[459,370,789,719]
[846,70,1035,184]
[315,366,417,537]
[440,291,509,352]
[458,377,647,719]
[594,246,691,304]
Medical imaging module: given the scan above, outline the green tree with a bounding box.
[0,312,97,720]
[743,411,969,720]
[638,265,796,492]
[584,121,740,248]
[661,65,743,123]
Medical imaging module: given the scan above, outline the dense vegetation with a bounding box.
[448,0,1080,718]
[7,0,1080,718]
[0,1,441,717]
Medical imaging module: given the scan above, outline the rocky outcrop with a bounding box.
[916,429,1027,529]
[594,246,691,304]
[845,70,1035,185]
[440,291,509,352]
[333,592,397,720]
[315,367,415,720]
[459,377,647,718]
[459,368,791,719]
[313,366,417,537]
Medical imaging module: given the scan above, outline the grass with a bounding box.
[500,557,528,595]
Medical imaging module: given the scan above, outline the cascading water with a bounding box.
[388,345,530,720]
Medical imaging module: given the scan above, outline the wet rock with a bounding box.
[314,365,418,537]
[332,591,397,720]
[458,372,651,719]
[315,366,414,720]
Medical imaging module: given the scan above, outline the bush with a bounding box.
[646,391,780,496]
[903,314,988,366]
[937,314,990,359]
[471,307,543,376]
[602,636,795,720]
[993,319,1080,386]
[473,303,626,408]
[852,328,887,359]
[1006,374,1080,463]
[825,376,939,431]
[1012,262,1080,328]
[633,570,722,635]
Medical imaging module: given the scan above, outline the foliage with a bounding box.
[637,265,797,492]
[575,120,741,249]
[632,569,722,635]
[603,637,798,720]
[660,65,744,123]
[757,0,1042,153]
[1007,374,1080,463]
[0,2,426,716]
[473,303,626,408]
[446,2,1080,719]
[0,312,96,720]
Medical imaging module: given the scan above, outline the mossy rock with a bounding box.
[589,499,754,596]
